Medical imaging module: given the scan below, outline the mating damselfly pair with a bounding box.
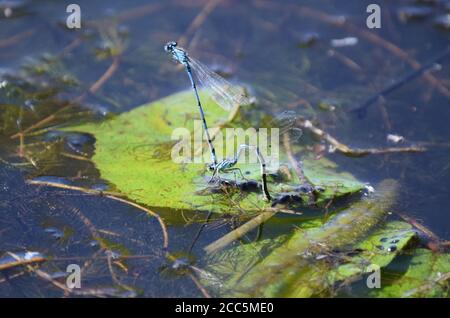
[165,41,301,201]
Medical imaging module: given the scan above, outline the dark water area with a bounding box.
[0,0,449,297]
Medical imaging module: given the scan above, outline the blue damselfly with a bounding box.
[165,41,272,200]
[164,41,251,167]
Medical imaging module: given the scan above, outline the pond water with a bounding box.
[0,0,449,297]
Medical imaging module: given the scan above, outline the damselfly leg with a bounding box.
[210,144,271,201]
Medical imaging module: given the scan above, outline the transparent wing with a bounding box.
[189,57,252,111]
[288,127,303,142]
[271,111,303,142]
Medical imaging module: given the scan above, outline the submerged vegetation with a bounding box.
[0,0,449,297]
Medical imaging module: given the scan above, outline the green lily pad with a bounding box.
[329,221,418,284]
[63,90,365,214]
[302,158,365,205]
[372,248,450,297]
[201,179,419,297]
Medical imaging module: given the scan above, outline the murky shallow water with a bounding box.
[0,0,449,297]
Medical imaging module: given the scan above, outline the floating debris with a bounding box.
[318,100,336,112]
[298,32,320,47]
[387,134,405,144]
[0,0,28,18]
[171,258,190,270]
[330,37,358,48]
[89,241,99,247]
[397,6,434,23]
[44,227,64,240]
[433,14,450,30]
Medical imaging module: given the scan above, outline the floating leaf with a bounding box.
[329,221,418,285]
[372,249,450,297]
[202,179,405,297]
[62,90,365,214]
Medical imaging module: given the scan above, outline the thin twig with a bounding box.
[187,272,212,298]
[0,253,46,271]
[59,36,83,57]
[88,56,121,95]
[178,0,223,48]
[327,49,363,73]
[350,47,450,115]
[0,271,27,284]
[0,29,35,49]
[26,180,169,250]
[60,152,92,161]
[397,212,450,251]
[106,251,135,292]
[299,118,427,157]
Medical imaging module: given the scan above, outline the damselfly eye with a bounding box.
[164,41,177,52]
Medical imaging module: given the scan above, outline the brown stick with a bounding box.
[59,36,83,57]
[204,210,276,254]
[327,49,362,73]
[397,213,441,243]
[187,271,212,298]
[396,212,450,252]
[299,118,427,157]
[0,252,46,271]
[0,29,34,49]
[178,0,223,48]
[88,56,121,95]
